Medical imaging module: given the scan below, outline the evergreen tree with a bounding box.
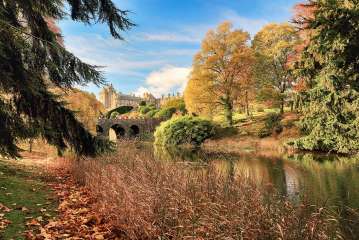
[0,0,134,157]
[291,0,359,154]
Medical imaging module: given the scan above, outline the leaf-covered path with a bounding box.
[0,154,118,239]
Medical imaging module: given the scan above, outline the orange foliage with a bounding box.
[288,1,317,65]
[293,78,309,93]
[46,18,64,46]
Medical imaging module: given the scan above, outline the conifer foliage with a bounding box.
[292,0,359,153]
[0,0,134,157]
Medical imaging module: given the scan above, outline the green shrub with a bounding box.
[256,107,264,112]
[146,109,159,118]
[106,106,133,118]
[212,126,238,139]
[139,101,146,106]
[265,113,282,129]
[139,106,151,114]
[258,128,272,138]
[257,113,283,138]
[273,125,283,134]
[154,116,215,146]
[110,111,119,119]
[161,98,187,114]
[154,107,176,119]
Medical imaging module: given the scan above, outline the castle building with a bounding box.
[99,84,162,110]
[99,84,118,110]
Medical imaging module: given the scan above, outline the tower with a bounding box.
[99,84,118,110]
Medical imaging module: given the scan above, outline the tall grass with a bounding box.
[69,141,341,239]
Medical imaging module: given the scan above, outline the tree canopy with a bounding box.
[184,22,255,125]
[291,0,359,154]
[0,0,134,157]
[56,89,105,134]
[252,23,300,113]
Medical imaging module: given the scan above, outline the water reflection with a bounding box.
[153,145,359,210]
[123,143,359,237]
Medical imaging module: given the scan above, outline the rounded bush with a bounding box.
[265,112,282,129]
[110,111,119,119]
[154,107,176,119]
[258,113,283,138]
[139,106,151,114]
[154,116,215,146]
[146,109,159,118]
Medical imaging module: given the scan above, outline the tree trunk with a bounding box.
[28,139,33,152]
[280,95,285,114]
[245,90,250,116]
[223,95,233,126]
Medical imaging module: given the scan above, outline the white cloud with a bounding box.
[64,35,166,77]
[138,12,267,47]
[63,34,196,78]
[134,66,191,97]
[141,33,201,43]
[221,10,269,37]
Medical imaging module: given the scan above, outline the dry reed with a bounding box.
[69,141,341,240]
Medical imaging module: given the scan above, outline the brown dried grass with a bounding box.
[68,141,341,240]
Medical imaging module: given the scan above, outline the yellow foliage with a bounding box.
[54,88,105,133]
[161,97,185,111]
[184,21,255,119]
[252,23,300,113]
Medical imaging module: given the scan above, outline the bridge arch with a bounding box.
[97,118,163,140]
[111,124,126,139]
[129,125,140,137]
[96,125,104,134]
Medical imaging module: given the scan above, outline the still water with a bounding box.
[152,145,359,211]
[118,142,359,237]
[148,146,359,236]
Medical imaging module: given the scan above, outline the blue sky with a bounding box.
[59,0,301,98]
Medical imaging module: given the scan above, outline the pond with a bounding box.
[146,143,359,236]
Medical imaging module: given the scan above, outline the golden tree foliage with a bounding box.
[56,89,105,133]
[161,97,186,113]
[253,23,300,112]
[184,22,255,124]
[184,68,216,116]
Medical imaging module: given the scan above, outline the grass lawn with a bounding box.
[0,159,57,239]
[212,107,298,138]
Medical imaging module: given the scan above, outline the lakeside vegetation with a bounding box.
[69,142,342,239]
[1,0,359,239]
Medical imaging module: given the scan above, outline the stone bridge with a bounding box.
[96,117,163,139]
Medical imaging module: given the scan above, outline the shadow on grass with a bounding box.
[0,160,57,240]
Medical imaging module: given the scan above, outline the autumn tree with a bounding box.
[184,68,216,117]
[184,22,255,125]
[291,0,359,154]
[161,97,186,114]
[291,1,317,110]
[57,89,105,134]
[0,0,134,157]
[252,23,300,114]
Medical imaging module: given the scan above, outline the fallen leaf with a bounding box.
[26,218,40,226]
[22,207,29,212]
